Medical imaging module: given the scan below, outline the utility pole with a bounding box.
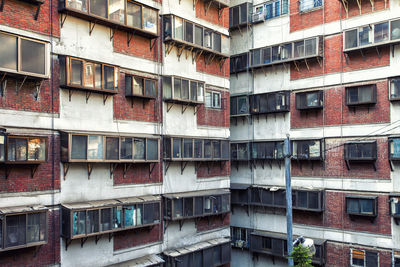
[285,134,294,266]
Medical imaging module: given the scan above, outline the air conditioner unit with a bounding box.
[252,13,264,24]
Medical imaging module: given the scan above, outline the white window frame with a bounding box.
[350,249,366,267]
[299,0,323,13]
[205,90,222,109]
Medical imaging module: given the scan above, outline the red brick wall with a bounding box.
[112,31,160,62]
[196,57,229,78]
[290,35,390,80]
[294,191,391,235]
[0,210,60,267]
[291,80,390,128]
[197,161,230,178]
[0,0,60,37]
[113,162,162,185]
[113,73,161,122]
[0,134,60,192]
[0,58,60,114]
[195,1,229,28]
[289,0,388,33]
[326,242,392,267]
[196,213,230,232]
[292,137,390,179]
[113,224,162,250]
[197,91,229,128]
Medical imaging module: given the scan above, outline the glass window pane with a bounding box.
[298,191,308,208]
[204,140,212,158]
[252,49,261,66]
[214,246,222,265]
[7,138,27,161]
[205,91,212,107]
[307,92,319,107]
[108,0,124,24]
[84,63,94,87]
[197,83,204,102]
[146,139,158,161]
[281,43,292,60]
[175,17,183,40]
[374,22,389,43]
[204,196,212,213]
[345,29,358,49]
[6,214,26,247]
[21,39,46,75]
[359,86,373,103]
[185,22,194,43]
[262,47,271,64]
[309,141,320,158]
[183,139,193,158]
[0,135,4,161]
[174,78,181,99]
[104,66,115,90]
[204,29,212,48]
[173,138,182,158]
[213,141,221,158]
[127,2,141,28]
[190,81,197,101]
[95,64,102,88]
[213,33,221,52]
[144,80,156,97]
[194,139,203,158]
[308,192,319,209]
[195,197,203,215]
[28,138,46,161]
[163,76,172,99]
[184,198,193,217]
[72,211,86,236]
[106,137,119,160]
[123,206,135,226]
[87,210,99,234]
[71,135,87,159]
[120,137,133,160]
[360,199,373,214]
[134,138,145,160]
[213,92,221,108]
[27,213,41,243]
[88,136,103,160]
[70,59,83,85]
[347,199,359,213]
[294,40,304,57]
[272,46,280,61]
[133,77,144,95]
[239,3,247,24]
[182,79,189,100]
[67,0,88,11]
[100,208,112,231]
[221,141,229,160]
[391,19,400,40]
[112,207,122,229]
[90,0,107,18]
[0,33,17,71]
[143,203,155,224]
[305,38,316,56]
[174,199,183,218]
[222,194,230,212]
[195,26,203,46]
[143,7,157,34]
[135,204,143,225]
[348,88,358,103]
[359,26,372,46]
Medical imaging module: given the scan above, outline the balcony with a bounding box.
[0,205,48,252]
[60,131,160,179]
[58,0,159,41]
[162,14,229,66]
[61,195,161,250]
[163,237,231,267]
[250,36,323,71]
[163,189,230,230]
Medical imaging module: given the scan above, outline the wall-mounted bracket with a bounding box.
[164,161,171,174]
[149,162,156,179]
[123,163,132,178]
[103,94,109,105]
[4,165,11,179]
[177,45,185,60]
[389,160,395,172]
[150,38,157,51]
[95,234,102,244]
[218,8,224,20]
[109,28,115,41]
[192,0,199,9]
[87,163,93,179]
[193,106,198,115]
[63,163,70,179]
[167,102,174,112]
[194,161,202,173]
[293,60,300,72]
[108,232,113,242]
[81,237,88,247]
[33,80,43,100]
[33,4,41,20]
[89,22,95,35]
[220,161,226,171]
[16,75,28,95]
[60,13,68,28]
[304,58,310,71]
[179,220,184,231]
[277,160,282,170]
[65,238,72,251]
[110,163,118,179]
[127,32,135,47]
[181,161,188,174]
[85,91,91,103]
[30,165,38,178]
[204,1,213,15]
[181,104,189,114]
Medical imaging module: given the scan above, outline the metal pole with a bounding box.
[285,134,294,266]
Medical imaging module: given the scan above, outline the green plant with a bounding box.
[289,244,313,267]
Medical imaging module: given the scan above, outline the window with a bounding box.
[125,75,156,98]
[292,140,322,160]
[230,95,249,116]
[264,0,287,20]
[350,249,378,267]
[250,92,290,114]
[346,196,377,217]
[229,3,250,29]
[142,7,157,34]
[292,190,322,211]
[194,25,203,46]
[345,29,358,49]
[390,77,400,100]
[0,32,48,77]
[296,90,323,110]
[205,91,222,109]
[106,137,119,160]
[184,21,194,43]
[183,139,193,158]
[391,19,400,40]
[163,76,205,103]
[231,143,250,161]
[346,85,376,106]
[299,0,322,12]
[133,138,145,160]
[126,2,141,28]
[389,196,400,217]
[146,139,158,161]
[389,138,400,160]
[7,137,47,162]
[395,257,400,267]
[344,141,377,161]
[172,138,182,159]
[88,136,103,160]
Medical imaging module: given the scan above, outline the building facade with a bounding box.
[229,0,400,266]
[0,0,230,265]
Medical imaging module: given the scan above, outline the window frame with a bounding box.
[292,190,323,212]
[162,76,205,105]
[205,90,222,109]
[299,0,323,13]
[0,31,50,79]
[124,74,157,99]
[389,138,400,160]
[249,91,290,115]
[295,90,324,110]
[230,95,250,116]
[291,139,323,161]
[344,141,377,161]
[345,195,378,217]
[0,209,48,252]
[389,77,400,101]
[5,136,48,164]
[229,2,251,29]
[345,84,377,106]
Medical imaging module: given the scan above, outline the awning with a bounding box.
[163,189,230,199]
[108,254,164,267]
[0,205,47,215]
[230,183,250,190]
[163,237,230,257]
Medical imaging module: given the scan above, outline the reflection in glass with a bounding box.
[143,7,157,33]
[88,136,103,160]
[120,137,133,160]
[127,2,141,28]
[90,0,107,18]
[28,138,46,161]
[134,138,145,160]
[109,0,125,24]
[21,39,45,75]
[70,59,83,85]
[0,33,17,71]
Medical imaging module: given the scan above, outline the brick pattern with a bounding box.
[197,91,230,128]
[294,191,391,235]
[113,73,161,122]
[0,134,60,192]
[289,0,388,33]
[197,161,230,178]
[0,0,60,37]
[290,35,390,80]
[196,213,230,232]
[326,242,392,267]
[195,1,229,28]
[112,30,160,62]
[113,162,162,185]
[292,137,390,179]
[0,210,60,267]
[291,80,390,128]
[196,56,229,78]
[0,59,60,114]
[113,224,162,250]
